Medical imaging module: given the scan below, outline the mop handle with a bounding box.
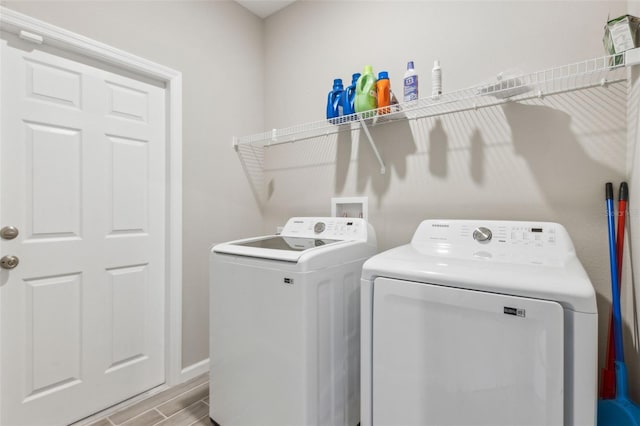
[606,183,625,363]
[609,183,628,366]
[616,183,628,282]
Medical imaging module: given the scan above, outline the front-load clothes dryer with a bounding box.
[210,217,377,426]
[361,220,597,426]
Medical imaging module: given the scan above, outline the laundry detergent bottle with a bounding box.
[403,60,418,102]
[342,72,361,117]
[326,78,344,121]
[377,71,390,114]
[355,65,377,116]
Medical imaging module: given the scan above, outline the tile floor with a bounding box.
[87,374,210,426]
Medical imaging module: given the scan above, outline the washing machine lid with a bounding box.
[362,220,596,313]
[213,217,376,263]
[214,235,345,262]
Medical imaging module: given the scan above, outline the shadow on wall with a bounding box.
[429,119,448,178]
[502,102,623,212]
[345,119,416,206]
[335,129,351,193]
[470,129,485,185]
[340,116,486,202]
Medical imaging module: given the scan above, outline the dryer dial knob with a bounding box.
[314,222,326,234]
[473,227,492,243]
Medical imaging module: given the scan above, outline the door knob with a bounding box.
[0,226,18,240]
[0,255,19,269]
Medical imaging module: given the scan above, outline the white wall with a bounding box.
[1,0,265,369]
[263,1,640,399]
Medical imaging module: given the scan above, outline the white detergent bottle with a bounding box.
[403,61,418,102]
[432,59,442,99]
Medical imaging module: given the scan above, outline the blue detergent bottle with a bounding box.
[342,73,361,117]
[326,78,344,121]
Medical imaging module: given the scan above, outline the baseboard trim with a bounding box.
[181,358,209,382]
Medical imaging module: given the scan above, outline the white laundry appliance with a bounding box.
[360,220,597,426]
[210,217,377,426]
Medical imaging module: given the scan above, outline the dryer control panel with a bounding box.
[467,223,558,247]
[281,217,371,241]
[410,220,572,264]
[413,220,561,247]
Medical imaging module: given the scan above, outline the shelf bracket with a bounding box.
[359,116,386,174]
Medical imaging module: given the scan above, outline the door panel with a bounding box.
[1,31,166,425]
[25,273,82,401]
[27,122,82,238]
[106,81,148,122]
[26,58,82,108]
[108,135,149,233]
[372,277,564,426]
[107,264,149,371]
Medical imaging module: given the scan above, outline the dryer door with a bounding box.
[371,277,564,426]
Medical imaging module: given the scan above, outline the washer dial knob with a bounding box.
[314,222,326,234]
[473,227,492,243]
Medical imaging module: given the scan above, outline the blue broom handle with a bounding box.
[607,189,625,363]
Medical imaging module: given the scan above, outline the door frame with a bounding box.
[0,3,184,399]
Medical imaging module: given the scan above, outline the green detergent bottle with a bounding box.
[355,65,377,116]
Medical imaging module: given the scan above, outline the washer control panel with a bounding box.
[281,217,369,241]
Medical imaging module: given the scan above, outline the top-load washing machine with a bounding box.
[210,217,377,426]
[360,220,597,426]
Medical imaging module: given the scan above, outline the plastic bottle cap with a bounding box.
[352,73,361,82]
[433,60,440,68]
[333,78,343,89]
[363,65,373,74]
[378,71,389,80]
[407,61,414,70]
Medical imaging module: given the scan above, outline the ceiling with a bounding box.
[234,1,297,19]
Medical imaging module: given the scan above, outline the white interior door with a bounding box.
[1,31,166,426]
[372,277,564,426]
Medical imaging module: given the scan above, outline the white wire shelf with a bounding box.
[233,49,639,174]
